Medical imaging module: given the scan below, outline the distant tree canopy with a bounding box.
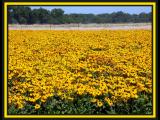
[8,6,152,24]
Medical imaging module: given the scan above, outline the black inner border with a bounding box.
[6,4,155,116]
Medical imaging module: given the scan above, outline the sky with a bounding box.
[30,6,152,14]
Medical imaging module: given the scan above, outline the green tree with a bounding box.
[8,6,152,24]
[8,6,31,24]
[51,8,64,24]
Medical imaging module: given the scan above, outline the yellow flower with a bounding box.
[34,104,40,109]
[87,73,92,77]
[97,101,103,107]
[91,98,97,103]
[18,104,24,109]
[105,97,113,106]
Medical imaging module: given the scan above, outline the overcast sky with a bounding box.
[30,6,152,14]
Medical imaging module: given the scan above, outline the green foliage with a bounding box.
[8,93,152,115]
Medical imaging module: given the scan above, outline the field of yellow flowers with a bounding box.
[8,30,152,114]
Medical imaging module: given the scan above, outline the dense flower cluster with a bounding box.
[8,30,152,109]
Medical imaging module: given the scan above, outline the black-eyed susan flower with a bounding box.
[34,104,40,109]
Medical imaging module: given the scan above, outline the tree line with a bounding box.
[8,6,152,24]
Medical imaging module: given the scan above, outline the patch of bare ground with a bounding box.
[9,23,151,30]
